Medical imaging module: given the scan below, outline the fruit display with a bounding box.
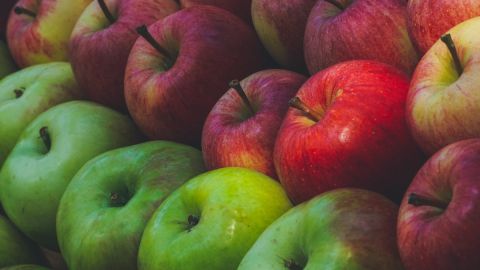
[0,1,478,269]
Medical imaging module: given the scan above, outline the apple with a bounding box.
[251,0,317,73]
[304,0,418,75]
[6,0,93,68]
[397,139,480,269]
[179,0,252,25]
[0,266,50,270]
[202,69,306,178]
[0,40,16,79]
[406,17,480,156]
[238,188,403,269]
[57,141,205,270]
[407,0,480,55]
[0,215,46,268]
[137,167,292,270]
[0,62,83,166]
[0,0,16,38]
[0,101,143,250]
[69,0,178,112]
[125,5,268,146]
[274,60,424,204]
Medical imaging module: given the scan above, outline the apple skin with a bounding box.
[407,0,480,55]
[304,0,418,75]
[69,0,178,112]
[137,167,292,270]
[0,101,143,250]
[406,17,480,156]
[251,0,317,73]
[238,188,403,270]
[0,40,16,79]
[397,139,480,270]
[6,0,93,68]
[179,0,252,25]
[202,69,306,178]
[125,5,268,146]
[274,60,424,204]
[57,141,205,270]
[0,215,46,268]
[0,62,83,166]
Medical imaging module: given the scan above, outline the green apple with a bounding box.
[0,266,50,270]
[0,101,143,250]
[0,62,82,165]
[238,188,403,270]
[0,215,45,268]
[138,167,292,270]
[57,141,205,270]
[0,41,15,79]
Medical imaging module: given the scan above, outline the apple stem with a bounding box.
[14,88,24,98]
[97,0,116,24]
[14,6,36,18]
[408,193,449,209]
[186,214,199,232]
[324,0,344,10]
[229,80,255,114]
[136,25,174,67]
[288,96,323,122]
[440,33,463,75]
[39,127,51,151]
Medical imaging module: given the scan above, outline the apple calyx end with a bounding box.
[279,256,303,270]
[186,214,199,232]
[14,88,24,98]
[136,25,173,68]
[110,192,128,207]
[39,127,51,152]
[14,6,36,18]
[408,193,448,210]
[324,0,344,10]
[440,33,463,76]
[288,96,323,122]
[97,0,116,24]
[229,79,255,115]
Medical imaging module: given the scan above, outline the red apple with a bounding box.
[304,0,418,75]
[69,0,178,112]
[179,0,252,25]
[251,0,317,73]
[274,60,424,204]
[125,6,267,146]
[397,139,480,270]
[202,69,306,178]
[407,0,480,55]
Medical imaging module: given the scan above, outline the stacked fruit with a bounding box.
[1,0,480,269]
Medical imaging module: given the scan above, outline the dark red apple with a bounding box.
[274,60,424,204]
[397,139,480,270]
[179,0,252,25]
[125,6,268,146]
[202,69,306,178]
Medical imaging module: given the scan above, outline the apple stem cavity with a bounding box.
[229,80,255,114]
[186,214,199,232]
[14,88,24,98]
[136,25,174,68]
[97,0,116,24]
[39,127,51,151]
[289,96,323,122]
[408,193,449,209]
[324,0,344,10]
[440,33,463,75]
[14,6,36,18]
[279,257,303,270]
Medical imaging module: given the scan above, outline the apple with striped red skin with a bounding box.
[202,69,306,178]
[274,60,424,204]
[304,0,418,75]
[407,0,480,55]
[69,0,178,112]
[6,0,93,68]
[179,0,252,25]
[251,0,317,73]
[125,6,267,146]
[397,139,480,270]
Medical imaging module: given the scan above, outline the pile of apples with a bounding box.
[1,0,480,269]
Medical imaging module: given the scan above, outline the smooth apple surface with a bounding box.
[138,167,292,270]
[407,0,480,54]
[125,6,267,146]
[57,141,205,270]
[69,0,178,111]
[179,0,252,25]
[398,139,480,270]
[407,17,480,155]
[251,0,317,72]
[202,69,306,178]
[0,62,82,165]
[274,60,424,204]
[0,101,143,250]
[7,0,93,67]
[304,0,418,75]
[239,188,402,270]
[0,40,16,79]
